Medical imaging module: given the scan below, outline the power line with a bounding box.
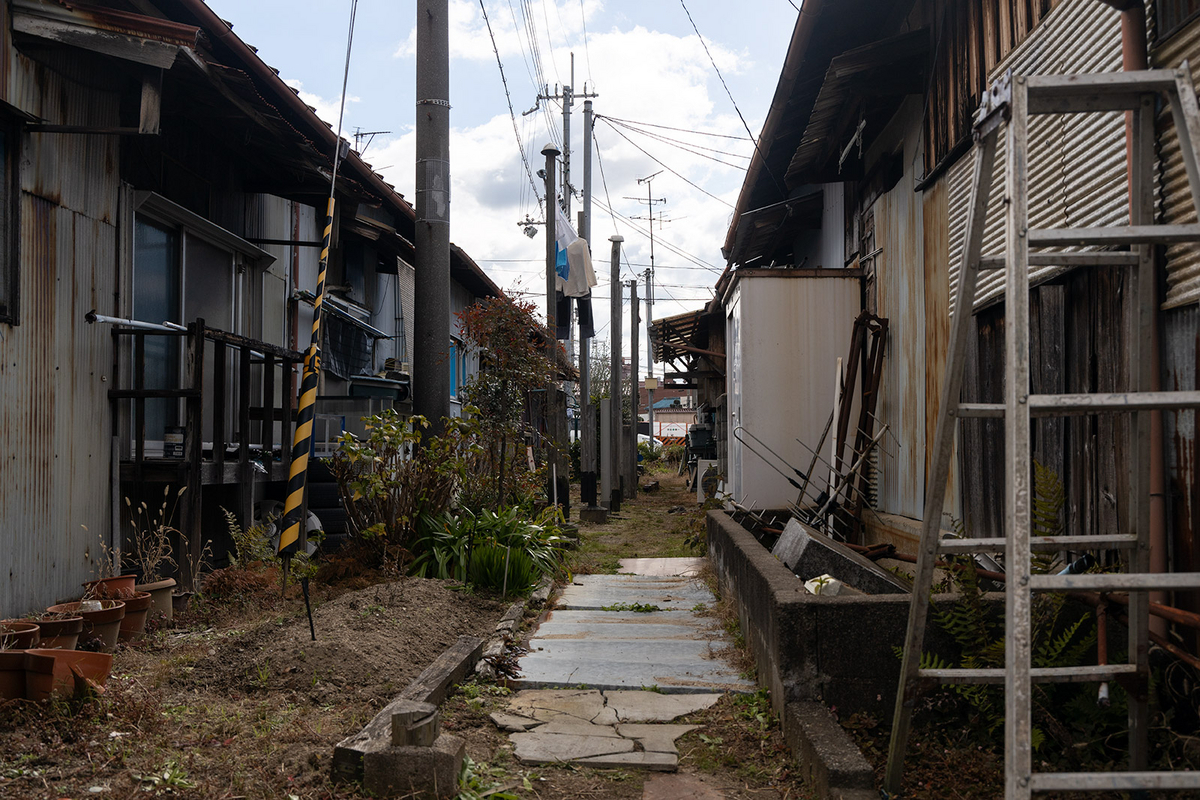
[479,0,543,215]
[602,116,752,164]
[578,0,594,86]
[599,114,752,141]
[598,116,734,208]
[678,0,784,195]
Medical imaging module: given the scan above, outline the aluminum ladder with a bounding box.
[884,65,1200,798]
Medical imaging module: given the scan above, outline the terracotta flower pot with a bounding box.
[47,601,125,653]
[23,649,112,701]
[0,650,26,699]
[0,620,40,650]
[135,577,177,623]
[34,615,83,651]
[172,591,195,615]
[118,592,152,642]
[82,574,137,600]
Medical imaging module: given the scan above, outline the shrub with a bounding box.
[410,505,568,595]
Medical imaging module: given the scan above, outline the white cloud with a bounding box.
[283,78,360,131]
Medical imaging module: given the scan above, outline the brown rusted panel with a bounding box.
[922,177,951,505]
[1163,306,1199,643]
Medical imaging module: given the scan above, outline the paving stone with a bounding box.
[511,731,635,764]
[605,691,723,722]
[513,653,752,693]
[574,750,678,771]
[533,610,715,641]
[618,557,706,577]
[488,712,542,732]
[614,724,699,754]
[642,773,726,800]
[536,717,623,737]
[507,689,607,723]
[555,580,713,611]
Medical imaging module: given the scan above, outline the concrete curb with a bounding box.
[784,701,876,800]
[335,576,553,784]
[333,635,484,784]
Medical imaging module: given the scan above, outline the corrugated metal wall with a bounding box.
[946,0,1126,310]
[1152,14,1200,308]
[872,99,928,519]
[0,50,121,616]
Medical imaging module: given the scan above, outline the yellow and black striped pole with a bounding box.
[278,197,335,559]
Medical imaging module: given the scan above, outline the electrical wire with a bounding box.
[679,0,784,195]
[599,114,752,141]
[579,0,594,86]
[328,0,358,194]
[479,0,543,215]
[601,116,751,163]
[597,117,733,207]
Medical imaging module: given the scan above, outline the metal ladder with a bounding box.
[885,65,1200,798]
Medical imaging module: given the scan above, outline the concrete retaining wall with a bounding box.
[706,510,954,724]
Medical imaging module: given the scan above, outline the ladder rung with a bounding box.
[978,251,1138,271]
[954,391,1200,418]
[1030,771,1200,792]
[1031,573,1200,592]
[1029,223,1200,247]
[938,534,1138,554]
[918,664,1137,685]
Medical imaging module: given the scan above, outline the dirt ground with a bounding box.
[0,464,813,800]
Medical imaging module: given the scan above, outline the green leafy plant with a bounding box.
[330,411,482,565]
[134,761,195,793]
[410,505,568,595]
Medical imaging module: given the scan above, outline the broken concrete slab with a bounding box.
[536,717,624,737]
[362,732,464,799]
[511,731,635,764]
[575,750,678,771]
[532,609,718,641]
[554,582,712,611]
[615,723,699,754]
[618,557,706,577]
[605,691,722,722]
[513,651,752,693]
[771,518,910,594]
[488,712,542,732]
[506,689,608,723]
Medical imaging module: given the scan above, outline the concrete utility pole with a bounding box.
[606,235,624,510]
[580,97,597,507]
[413,0,451,432]
[628,173,665,446]
[628,276,639,500]
[542,143,559,338]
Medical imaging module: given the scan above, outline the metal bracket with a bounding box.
[973,70,1012,139]
[417,98,452,108]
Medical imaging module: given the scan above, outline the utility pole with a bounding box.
[606,235,623,510]
[413,0,451,433]
[542,143,559,352]
[580,97,597,508]
[628,172,666,448]
[628,276,639,500]
[538,55,598,367]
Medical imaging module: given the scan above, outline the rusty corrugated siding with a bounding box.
[0,46,120,617]
[1162,305,1199,618]
[1152,15,1200,309]
[946,0,1125,310]
[874,99,926,519]
[922,174,960,522]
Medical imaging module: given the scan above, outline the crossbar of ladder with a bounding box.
[1031,573,1200,592]
[1029,223,1200,246]
[1030,772,1200,792]
[955,391,1200,417]
[978,251,1138,270]
[937,533,1138,554]
[919,664,1137,685]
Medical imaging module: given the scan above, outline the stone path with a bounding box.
[494,557,753,774]
[512,557,754,693]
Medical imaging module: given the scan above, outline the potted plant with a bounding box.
[31,611,84,651]
[125,488,182,622]
[80,524,138,600]
[0,620,40,650]
[117,591,153,642]
[47,600,125,653]
[23,649,112,701]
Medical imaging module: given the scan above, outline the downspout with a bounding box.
[1117,1,1168,636]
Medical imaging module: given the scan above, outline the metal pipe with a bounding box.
[608,236,624,509]
[543,144,560,340]
[85,310,177,332]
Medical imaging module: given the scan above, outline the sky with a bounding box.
[205,0,799,375]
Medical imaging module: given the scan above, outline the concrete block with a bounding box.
[604,691,722,722]
[574,750,677,770]
[362,732,465,799]
[391,702,439,747]
[772,518,910,594]
[511,731,635,764]
[579,506,609,524]
[783,702,874,798]
[489,711,542,732]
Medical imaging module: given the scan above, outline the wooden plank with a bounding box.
[978,251,1138,269]
[1029,223,1200,246]
[1031,772,1200,792]
[134,333,145,478]
[238,345,253,528]
[263,355,276,466]
[183,321,205,592]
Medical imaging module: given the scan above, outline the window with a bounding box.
[1159,1,1200,42]
[0,129,17,323]
[449,339,460,398]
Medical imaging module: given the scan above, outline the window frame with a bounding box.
[0,124,20,325]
